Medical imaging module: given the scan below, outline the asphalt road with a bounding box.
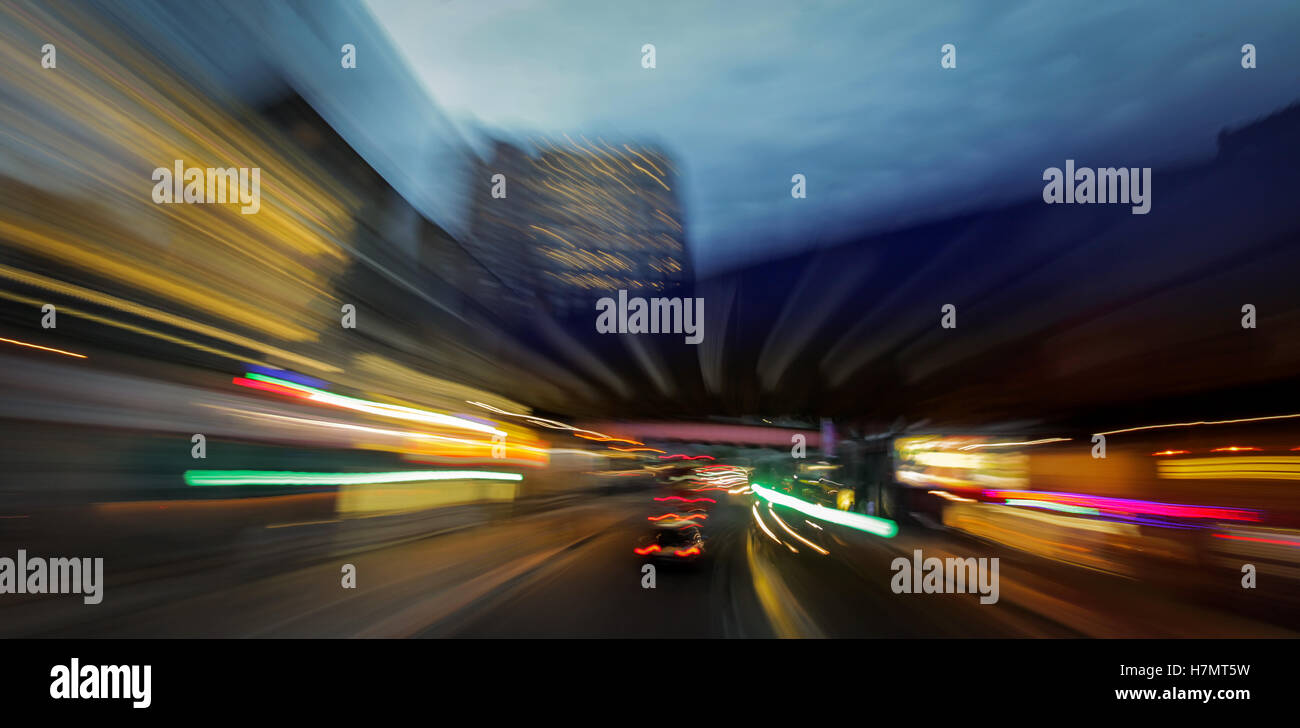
[5,484,1299,638]
[439,494,769,637]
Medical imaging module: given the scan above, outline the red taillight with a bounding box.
[634,545,661,555]
[674,547,701,557]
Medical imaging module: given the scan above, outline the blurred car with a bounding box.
[633,526,705,562]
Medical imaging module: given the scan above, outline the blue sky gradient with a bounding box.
[365,0,1300,275]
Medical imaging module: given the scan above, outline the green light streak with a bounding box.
[1004,499,1100,515]
[750,483,897,538]
[184,470,523,487]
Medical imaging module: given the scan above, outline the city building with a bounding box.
[468,136,690,317]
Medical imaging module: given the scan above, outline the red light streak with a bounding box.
[232,376,311,399]
[982,489,1259,522]
[1213,534,1300,548]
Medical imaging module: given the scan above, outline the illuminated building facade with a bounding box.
[468,136,690,317]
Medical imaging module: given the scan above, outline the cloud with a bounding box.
[365,0,1300,275]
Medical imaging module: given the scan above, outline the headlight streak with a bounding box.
[203,404,478,442]
[465,401,643,444]
[751,503,784,547]
[1096,412,1300,436]
[750,483,898,538]
[184,470,523,486]
[201,405,551,466]
[958,438,1070,451]
[0,288,284,369]
[241,374,504,435]
[572,432,644,445]
[692,465,748,489]
[696,471,746,481]
[928,489,976,503]
[766,503,828,555]
[0,336,88,358]
[0,265,341,374]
